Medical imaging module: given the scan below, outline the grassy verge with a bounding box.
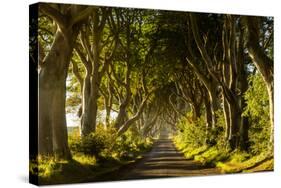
[30,138,153,185]
[217,151,273,173]
[30,156,97,185]
[173,138,273,173]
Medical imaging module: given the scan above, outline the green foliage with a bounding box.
[38,5,273,182]
[217,151,273,173]
[38,15,54,51]
[69,126,117,159]
[113,128,153,160]
[174,112,206,149]
[182,146,208,160]
[174,109,227,150]
[194,147,229,166]
[214,110,227,147]
[228,151,251,163]
[243,74,269,119]
[72,154,97,166]
[30,156,97,185]
[30,156,63,178]
[174,111,227,165]
[69,126,153,161]
[173,92,272,172]
[243,73,271,154]
[33,126,153,184]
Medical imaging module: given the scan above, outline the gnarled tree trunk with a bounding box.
[39,4,93,159]
[39,30,75,159]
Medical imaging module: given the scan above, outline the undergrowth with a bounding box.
[173,106,273,173]
[174,138,273,173]
[30,125,153,184]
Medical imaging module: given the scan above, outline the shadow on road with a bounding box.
[109,132,222,180]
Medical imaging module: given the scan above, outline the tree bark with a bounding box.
[78,8,114,135]
[191,103,201,121]
[185,59,219,129]
[204,94,212,144]
[39,4,94,159]
[239,116,249,151]
[228,100,240,150]
[185,21,219,130]
[39,30,75,159]
[208,86,219,129]
[81,69,100,135]
[189,14,243,150]
[267,84,274,143]
[80,45,101,135]
[237,37,250,151]
[222,96,230,142]
[117,94,151,136]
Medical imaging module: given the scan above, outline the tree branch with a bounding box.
[39,4,66,34]
[117,93,152,136]
[71,60,84,90]
[71,7,95,26]
[74,46,92,74]
[189,14,213,70]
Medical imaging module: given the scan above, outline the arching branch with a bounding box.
[39,4,67,34]
[71,7,95,26]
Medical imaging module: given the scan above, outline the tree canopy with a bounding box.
[31,3,274,184]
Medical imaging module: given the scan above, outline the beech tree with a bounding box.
[38,3,93,159]
[187,14,249,149]
[74,8,118,136]
[35,4,273,165]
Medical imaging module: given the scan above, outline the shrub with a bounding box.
[69,126,117,159]
[112,128,153,160]
[175,112,207,149]
[243,73,271,155]
[69,125,153,161]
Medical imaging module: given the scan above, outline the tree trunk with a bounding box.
[186,58,219,130]
[191,103,201,121]
[238,63,250,151]
[228,100,240,150]
[204,95,212,144]
[115,104,127,130]
[208,86,219,129]
[80,34,102,136]
[38,4,95,159]
[117,94,150,136]
[239,116,249,151]
[81,75,99,136]
[52,85,70,158]
[39,30,73,159]
[39,86,53,156]
[267,84,274,143]
[222,96,230,142]
[105,105,111,129]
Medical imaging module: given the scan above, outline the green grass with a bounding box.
[244,158,273,172]
[173,137,273,173]
[183,146,209,159]
[30,151,151,185]
[217,151,273,173]
[73,154,97,166]
[194,147,229,166]
[30,156,96,185]
[30,133,154,185]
